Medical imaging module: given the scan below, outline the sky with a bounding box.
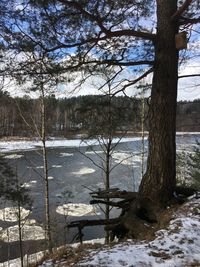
[3,57,200,101]
[1,2,200,101]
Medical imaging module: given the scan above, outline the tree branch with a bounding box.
[112,67,154,96]
[178,74,200,79]
[68,218,120,228]
[171,0,193,21]
[90,199,129,208]
[90,190,138,200]
[179,17,200,25]
[57,0,109,34]
[96,59,154,67]
[57,0,155,41]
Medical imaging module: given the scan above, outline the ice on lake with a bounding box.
[3,154,23,159]
[56,203,99,217]
[72,167,95,175]
[0,225,45,242]
[0,207,31,222]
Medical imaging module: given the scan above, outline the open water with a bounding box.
[0,134,199,263]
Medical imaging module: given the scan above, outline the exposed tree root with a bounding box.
[68,187,196,243]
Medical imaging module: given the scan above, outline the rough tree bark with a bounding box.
[139,0,179,204]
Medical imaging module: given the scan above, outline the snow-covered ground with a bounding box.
[0,137,144,153]
[1,196,200,266]
[38,196,200,267]
[0,132,199,154]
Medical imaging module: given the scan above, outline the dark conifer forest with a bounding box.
[0,91,199,138]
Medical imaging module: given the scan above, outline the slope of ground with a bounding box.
[34,196,200,267]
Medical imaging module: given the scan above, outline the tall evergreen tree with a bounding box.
[1,0,200,204]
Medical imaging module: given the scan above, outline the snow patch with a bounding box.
[36,166,44,169]
[59,152,73,157]
[0,137,145,153]
[21,180,37,188]
[0,134,199,153]
[0,225,45,242]
[3,154,23,159]
[25,219,37,225]
[48,176,54,180]
[56,203,99,217]
[78,198,200,267]
[72,167,95,175]
[52,164,62,168]
[112,152,142,166]
[0,207,30,222]
[85,151,103,155]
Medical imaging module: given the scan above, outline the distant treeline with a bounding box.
[0,91,199,137]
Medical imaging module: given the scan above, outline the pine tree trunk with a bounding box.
[139,0,179,204]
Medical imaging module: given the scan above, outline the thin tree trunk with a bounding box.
[41,85,52,253]
[105,140,111,244]
[139,0,179,204]
[17,199,23,267]
[3,201,10,265]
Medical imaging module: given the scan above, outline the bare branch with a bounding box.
[78,148,106,172]
[90,199,129,208]
[179,17,200,25]
[171,0,193,21]
[68,218,120,228]
[178,74,200,79]
[112,67,154,96]
[95,59,154,67]
[91,190,137,200]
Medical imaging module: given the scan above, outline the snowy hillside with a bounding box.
[35,196,200,267]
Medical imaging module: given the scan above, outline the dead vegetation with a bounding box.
[29,201,182,267]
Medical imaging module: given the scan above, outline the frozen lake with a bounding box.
[0,134,199,263]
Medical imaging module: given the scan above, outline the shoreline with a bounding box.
[0,131,200,142]
[0,132,199,154]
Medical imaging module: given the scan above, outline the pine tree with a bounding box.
[1,0,200,205]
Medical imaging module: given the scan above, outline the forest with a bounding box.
[0,91,199,138]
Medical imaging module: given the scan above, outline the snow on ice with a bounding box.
[72,167,95,175]
[56,203,99,217]
[0,207,30,222]
[21,180,37,188]
[0,137,144,153]
[59,152,74,157]
[0,224,45,242]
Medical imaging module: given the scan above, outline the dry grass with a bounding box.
[28,243,105,267]
[28,200,199,267]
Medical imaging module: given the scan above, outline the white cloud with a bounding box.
[2,48,200,100]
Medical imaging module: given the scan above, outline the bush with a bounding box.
[176,141,200,189]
